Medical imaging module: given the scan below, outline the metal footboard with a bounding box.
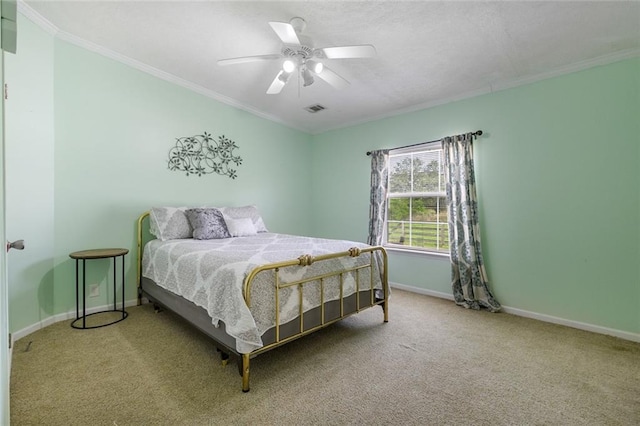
[241,245,388,391]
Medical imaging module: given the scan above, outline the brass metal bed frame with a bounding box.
[136,211,389,392]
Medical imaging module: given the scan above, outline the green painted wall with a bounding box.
[6,15,312,332]
[50,41,312,318]
[6,12,639,339]
[310,58,640,335]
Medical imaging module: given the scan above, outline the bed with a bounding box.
[136,206,389,392]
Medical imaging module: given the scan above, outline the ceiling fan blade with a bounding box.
[317,45,377,59]
[269,21,301,45]
[267,71,288,94]
[217,54,282,66]
[316,66,350,90]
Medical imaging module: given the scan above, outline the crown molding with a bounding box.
[319,47,640,134]
[16,0,308,134]
[17,0,58,35]
[491,47,640,93]
[16,0,640,136]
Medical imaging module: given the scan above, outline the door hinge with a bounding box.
[4,83,7,100]
[8,333,12,349]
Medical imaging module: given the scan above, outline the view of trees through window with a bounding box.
[387,148,449,252]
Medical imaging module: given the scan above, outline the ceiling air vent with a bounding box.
[304,104,326,113]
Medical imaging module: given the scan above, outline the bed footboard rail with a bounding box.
[243,245,389,349]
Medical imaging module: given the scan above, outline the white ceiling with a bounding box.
[22,1,640,134]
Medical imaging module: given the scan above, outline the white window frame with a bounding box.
[384,141,449,256]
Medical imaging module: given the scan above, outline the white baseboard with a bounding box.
[390,282,455,301]
[12,286,640,344]
[390,282,640,343]
[499,305,640,343]
[11,299,139,342]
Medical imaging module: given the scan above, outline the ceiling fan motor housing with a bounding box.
[281,45,313,60]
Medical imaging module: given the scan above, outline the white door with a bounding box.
[0,45,9,424]
[0,1,11,422]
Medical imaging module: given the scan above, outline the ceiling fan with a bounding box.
[217,17,376,94]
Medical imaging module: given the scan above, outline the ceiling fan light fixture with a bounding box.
[282,59,296,73]
[307,60,323,74]
[302,67,314,87]
[278,70,292,83]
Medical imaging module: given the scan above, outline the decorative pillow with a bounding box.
[185,208,231,240]
[149,207,192,241]
[226,217,258,237]
[219,205,268,233]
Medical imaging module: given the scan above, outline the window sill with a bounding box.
[384,246,450,260]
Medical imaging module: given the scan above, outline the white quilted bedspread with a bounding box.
[142,233,383,353]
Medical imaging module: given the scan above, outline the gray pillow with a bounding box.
[185,208,231,240]
[149,207,192,241]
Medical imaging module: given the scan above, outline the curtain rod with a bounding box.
[366,130,483,156]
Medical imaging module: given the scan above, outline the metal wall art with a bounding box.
[168,132,242,178]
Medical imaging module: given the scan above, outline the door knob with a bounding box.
[6,240,24,252]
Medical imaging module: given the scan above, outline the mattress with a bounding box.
[142,233,384,353]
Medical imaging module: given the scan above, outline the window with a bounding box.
[385,142,449,253]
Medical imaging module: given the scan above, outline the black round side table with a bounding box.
[69,248,129,329]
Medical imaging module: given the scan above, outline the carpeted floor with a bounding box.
[10,289,640,425]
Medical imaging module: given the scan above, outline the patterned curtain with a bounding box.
[367,150,389,246]
[443,134,501,312]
